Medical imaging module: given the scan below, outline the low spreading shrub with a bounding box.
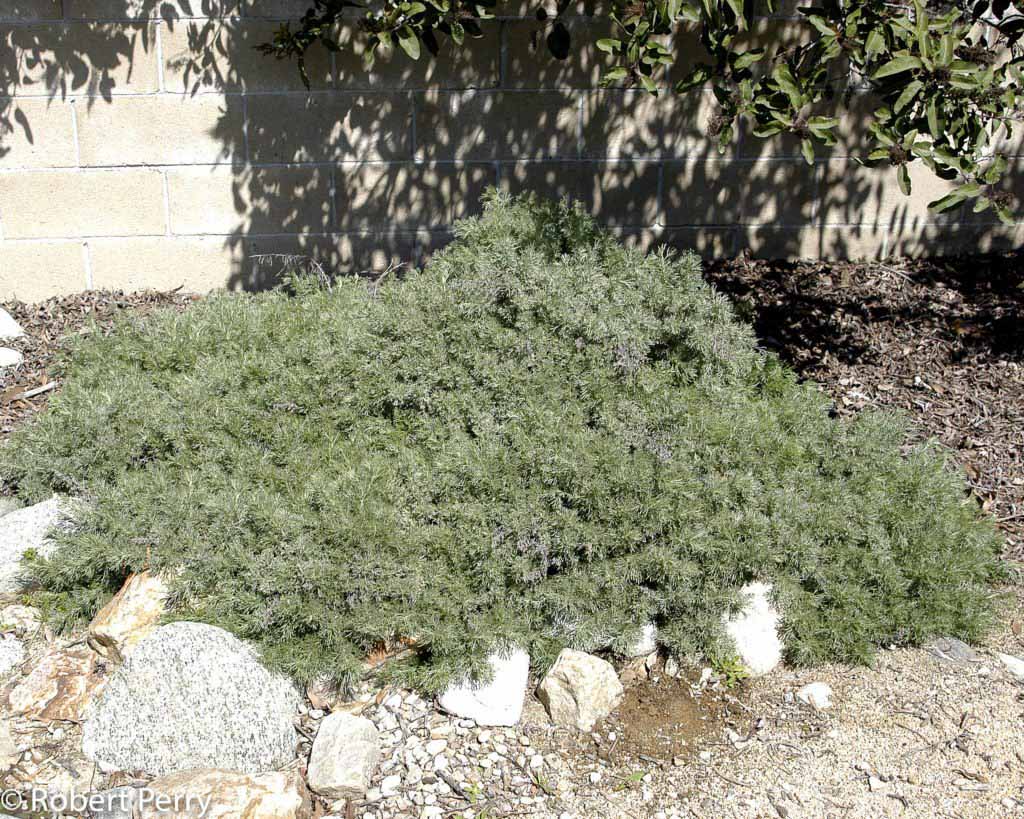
[0,193,1004,691]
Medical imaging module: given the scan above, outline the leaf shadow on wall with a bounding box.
[0,2,1020,294]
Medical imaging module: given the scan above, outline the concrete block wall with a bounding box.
[0,1,1020,301]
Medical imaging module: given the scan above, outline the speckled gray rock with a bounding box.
[82,622,300,776]
[89,787,139,819]
[0,496,72,593]
[0,635,24,677]
[307,712,381,799]
[0,498,22,518]
[0,309,23,340]
[927,636,982,665]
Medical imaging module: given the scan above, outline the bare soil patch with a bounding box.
[595,664,733,765]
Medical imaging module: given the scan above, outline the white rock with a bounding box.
[307,712,381,799]
[998,652,1024,680]
[722,582,783,677]
[437,648,530,727]
[0,634,24,677]
[796,682,833,710]
[624,623,658,657]
[664,657,680,678]
[0,496,73,593]
[0,309,23,340]
[82,622,299,776]
[536,649,624,732]
[0,348,23,369]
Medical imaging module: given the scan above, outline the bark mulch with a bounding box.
[3,255,1022,559]
[705,252,1023,561]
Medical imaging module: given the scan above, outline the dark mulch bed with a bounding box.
[3,253,1022,558]
[705,252,1023,560]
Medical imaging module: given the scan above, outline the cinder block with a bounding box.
[0,168,166,238]
[332,22,499,90]
[89,236,240,292]
[238,0,317,17]
[736,224,887,259]
[887,224,1024,257]
[243,231,419,287]
[76,94,244,166]
[818,160,960,227]
[0,240,86,301]
[499,160,659,227]
[65,0,242,20]
[0,99,78,168]
[334,162,494,230]
[166,164,333,235]
[662,159,818,225]
[414,228,453,267]
[504,18,611,90]
[161,19,332,93]
[1,23,160,97]
[414,90,578,160]
[663,24,705,84]
[497,0,597,16]
[612,226,736,259]
[0,0,60,21]
[247,92,411,163]
[581,90,717,159]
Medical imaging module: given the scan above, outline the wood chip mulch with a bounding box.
[705,252,1023,561]
[2,254,1022,560]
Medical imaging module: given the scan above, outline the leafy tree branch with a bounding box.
[261,0,1024,221]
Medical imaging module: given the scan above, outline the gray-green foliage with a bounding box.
[0,193,1004,690]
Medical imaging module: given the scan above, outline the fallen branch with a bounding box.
[5,381,57,402]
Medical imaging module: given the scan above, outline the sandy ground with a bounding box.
[506,588,1024,819]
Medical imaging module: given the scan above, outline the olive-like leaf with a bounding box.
[893,80,923,113]
[897,164,911,195]
[800,137,815,164]
[398,27,421,59]
[873,55,922,79]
